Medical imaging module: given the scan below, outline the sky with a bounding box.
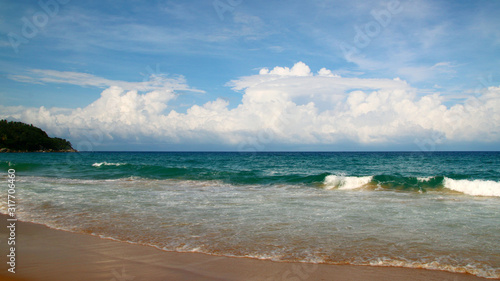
[0,0,499,151]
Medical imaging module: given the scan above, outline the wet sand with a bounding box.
[0,215,490,281]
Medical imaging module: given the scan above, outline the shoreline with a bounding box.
[0,150,77,153]
[0,215,492,281]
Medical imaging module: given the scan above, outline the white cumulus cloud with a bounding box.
[1,62,499,150]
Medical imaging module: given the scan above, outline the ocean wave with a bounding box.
[92,162,127,167]
[7,170,500,198]
[444,177,500,197]
[323,175,373,190]
[368,258,499,279]
[323,175,500,197]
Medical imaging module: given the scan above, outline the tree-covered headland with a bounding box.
[0,120,76,152]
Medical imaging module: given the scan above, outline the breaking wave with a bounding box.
[323,174,500,197]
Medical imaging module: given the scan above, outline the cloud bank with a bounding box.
[2,62,499,151]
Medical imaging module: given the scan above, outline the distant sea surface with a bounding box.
[1,152,499,278]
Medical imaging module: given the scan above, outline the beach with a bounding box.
[1,214,492,281]
[1,152,499,280]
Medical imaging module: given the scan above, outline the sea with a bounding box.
[1,151,499,279]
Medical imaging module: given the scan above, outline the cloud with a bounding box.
[258,61,312,76]
[37,5,272,55]
[2,62,499,150]
[8,69,204,93]
[397,62,456,83]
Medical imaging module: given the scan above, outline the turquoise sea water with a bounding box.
[1,152,499,278]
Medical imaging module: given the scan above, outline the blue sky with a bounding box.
[1,0,499,151]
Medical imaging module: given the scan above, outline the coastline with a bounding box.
[0,214,491,281]
[0,149,77,153]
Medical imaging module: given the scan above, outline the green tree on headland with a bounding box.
[0,120,76,152]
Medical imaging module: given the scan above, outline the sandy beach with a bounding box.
[0,214,491,281]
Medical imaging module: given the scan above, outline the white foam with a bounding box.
[444,177,500,197]
[368,258,499,279]
[324,175,373,190]
[92,162,126,167]
[417,176,433,182]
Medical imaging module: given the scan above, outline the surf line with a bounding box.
[6,168,17,274]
